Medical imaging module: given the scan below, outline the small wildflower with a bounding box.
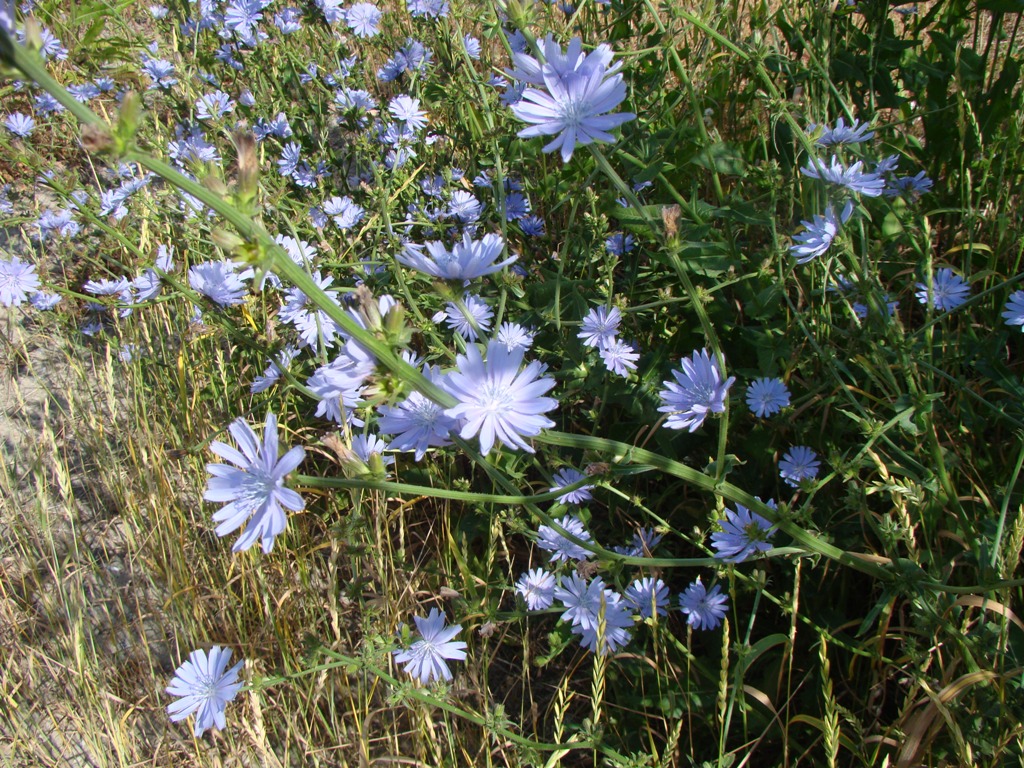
[550,468,594,505]
[166,646,244,737]
[195,90,236,121]
[398,233,513,281]
[444,340,557,455]
[393,608,467,684]
[389,94,428,131]
[188,260,253,307]
[812,117,875,146]
[790,200,854,263]
[800,156,886,197]
[746,377,791,418]
[495,322,534,353]
[346,2,381,37]
[679,578,728,630]
[377,366,457,460]
[4,112,35,138]
[884,171,933,200]
[204,412,306,554]
[578,306,621,350]
[516,568,556,610]
[1002,290,1024,329]
[0,256,41,306]
[711,503,775,562]
[555,574,633,654]
[915,268,971,312]
[657,349,735,432]
[536,514,593,562]
[624,577,670,618]
[599,338,638,377]
[509,35,636,161]
[443,293,493,341]
[779,446,821,488]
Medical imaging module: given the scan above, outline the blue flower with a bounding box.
[351,433,394,474]
[393,608,467,684]
[278,274,345,347]
[463,34,481,59]
[495,322,535,353]
[555,574,633,654]
[746,377,790,418]
[439,293,493,341]
[536,514,593,562]
[322,195,365,230]
[251,346,300,394]
[657,349,735,432]
[316,0,345,23]
[306,345,373,426]
[624,576,670,618]
[188,260,253,307]
[611,527,663,557]
[578,305,621,349]
[398,233,514,281]
[0,256,41,306]
[790,200,854,263]
[35,93,65,115]
[377,366,457,460]
[274,8,302,33]
[800,156,886,197]
[605,232,634,256]
[884,171,933,200]
[1002,290,1024,329]
[30,292,62,310]
[141,57,177,89]
[915,268,971,312]
[779,446,821,488]
[406,0,449,17]
[519,215,546,236]
[346,2,381,37]
[447,189,482,222]
[710,503,775,562]
[4,112,35,138]
[550,468,594,505]
[389,94,428,131]
[516,568,556,610]
[204,413,306,554]
[166,646,244,737]
[224,0,262,40]
[444,340,557,455]
[509,35,635,161]
[811,117,875,146]
[194,90,236,121]
[504,191,531,221]
[599,338,639,377]
[678,578,728,630]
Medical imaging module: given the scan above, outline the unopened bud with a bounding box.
[80,123,113,155]
[202,175,229,196]
[661,204,681,240]
[232,130,258,206]
[113,92,142,154]
[211,227,244,253]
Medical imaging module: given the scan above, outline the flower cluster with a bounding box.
[792,117,933,265]
[515,516,739,655]
[577,305,639,377]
